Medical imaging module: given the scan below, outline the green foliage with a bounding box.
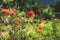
[3,0,13,3]
[42,5,55,20]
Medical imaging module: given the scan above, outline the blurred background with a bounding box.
[35,0,60,18]
[36,0,60,12]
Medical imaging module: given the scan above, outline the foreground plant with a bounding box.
[0,3,60,40]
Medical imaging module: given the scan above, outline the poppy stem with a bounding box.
[40,13,42,23]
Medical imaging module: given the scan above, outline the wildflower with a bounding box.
[14,21,20,25]
[11,11,16,16]
[38,26,42,30]
[37,9,42,13]
[2,9,8,14]
[28,10,34,18]
[38,26,42,35]
[38,30,42,35]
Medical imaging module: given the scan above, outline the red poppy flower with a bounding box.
[2,9,8,14]
[38,26,42,35]
[37,9,42,13]
[38,30,42,35]
[14,21,20,25]
[28,10,34,18]
[38,26,42,30]
[42,17,46,20]
[11,11,16,16]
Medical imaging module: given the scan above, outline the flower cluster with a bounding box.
[1,9,49,26]
[38,26,42,35]
[1,9,20,26]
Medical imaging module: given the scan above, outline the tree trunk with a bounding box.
[13,0,18,9]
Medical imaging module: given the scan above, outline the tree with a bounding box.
[54,1,60,12]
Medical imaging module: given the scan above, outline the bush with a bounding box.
[0,0,60,40]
